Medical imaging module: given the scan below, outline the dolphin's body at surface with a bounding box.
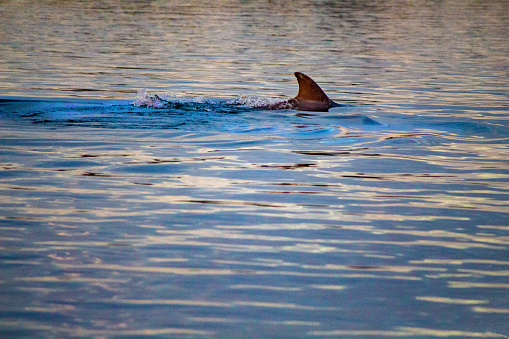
[149,72,340,112]
[264,72,340,112]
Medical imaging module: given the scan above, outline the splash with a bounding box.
[226,95,287,109]
[132,89,212,108]
[132,89,291,112]
[132,89,166,108]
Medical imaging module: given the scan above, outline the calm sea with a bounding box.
[1,0,508,337]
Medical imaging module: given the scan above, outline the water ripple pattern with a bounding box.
[0,0,508,337]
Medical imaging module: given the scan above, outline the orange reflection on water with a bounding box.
[448,282,509,289]
[416,296,489,305]
[308,327,507,337]
[472,307,509,314]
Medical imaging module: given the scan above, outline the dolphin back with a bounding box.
[293,72,338,111]
[256,72,339,112]
[294,72,331,103]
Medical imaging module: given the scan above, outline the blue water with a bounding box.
[1,0,509,337]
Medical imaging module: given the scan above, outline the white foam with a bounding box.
[227,95,286,108]
[132,89,165,108]
[132,89,219,108]
[133,90,287,110]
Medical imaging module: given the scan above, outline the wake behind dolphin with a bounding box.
[136,72,341,112]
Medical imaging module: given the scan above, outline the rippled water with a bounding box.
[1,0,509,337]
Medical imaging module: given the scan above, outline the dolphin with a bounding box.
[264,72,341,112]
[149,72,340,112]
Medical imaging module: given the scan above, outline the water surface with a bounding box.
[1,0,508,337]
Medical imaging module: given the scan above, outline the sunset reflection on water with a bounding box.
[1,0,509,337]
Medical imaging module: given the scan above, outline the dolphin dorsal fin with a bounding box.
[294,72,330,103]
